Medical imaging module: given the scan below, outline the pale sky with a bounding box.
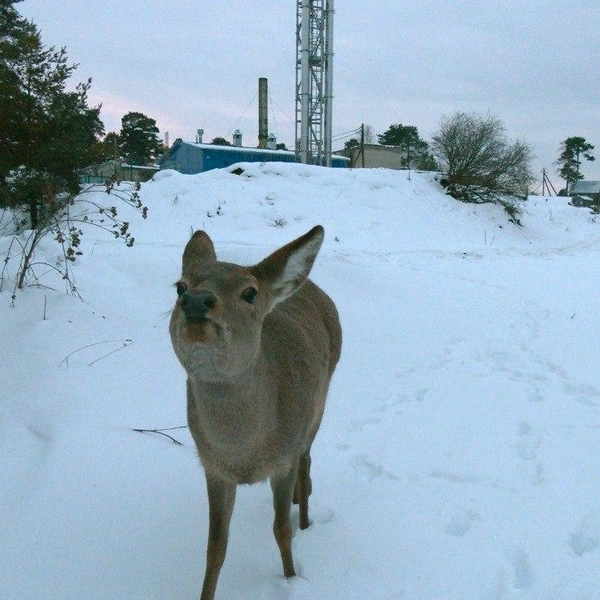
[17,0,600,189]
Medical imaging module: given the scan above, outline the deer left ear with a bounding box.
[251,226,324,306]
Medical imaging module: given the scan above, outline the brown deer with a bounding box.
[169,225,342,600]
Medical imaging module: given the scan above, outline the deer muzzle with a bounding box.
[180,290,218,322]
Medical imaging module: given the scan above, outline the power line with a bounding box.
[227,91,258,137]
[268,94,294,125]
[332,127,361,142]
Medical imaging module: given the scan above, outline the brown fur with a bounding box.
[169,226,342,600]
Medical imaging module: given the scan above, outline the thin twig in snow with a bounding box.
[58,338,133,367]
[132,426,187,446]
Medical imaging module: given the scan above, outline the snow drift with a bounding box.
[2,163,600,600]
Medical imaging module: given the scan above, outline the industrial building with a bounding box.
[159,137,349,175]
[160,1,341,175]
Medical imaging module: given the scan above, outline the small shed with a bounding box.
[347,144,407,169]
[159,139,350,174]
[569,180,600,204]
[80,160,158,184]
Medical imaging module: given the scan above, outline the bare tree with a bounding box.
[432,112,534,199]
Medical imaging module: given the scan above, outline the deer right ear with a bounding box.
[182,230,217,276]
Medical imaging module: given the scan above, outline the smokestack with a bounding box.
[233,129,243,147]
[165,131,169,148]
[258,77,268,149]
[196,128,204,144]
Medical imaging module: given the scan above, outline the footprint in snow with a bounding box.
[516,420,542,461]
[351,454,401,482]
[569,513,600,557]
[311,504,334,525]
[508,547,534,590]
[444,506,480,537]
[346,417,381,432]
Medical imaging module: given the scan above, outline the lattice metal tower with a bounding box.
[295,0,334,166]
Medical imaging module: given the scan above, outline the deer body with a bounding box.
[170,226,341,600]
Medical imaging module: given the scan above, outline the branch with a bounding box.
[59,338,133,366]
[132,426,187,446]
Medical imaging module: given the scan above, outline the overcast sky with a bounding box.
[17,0,600,189]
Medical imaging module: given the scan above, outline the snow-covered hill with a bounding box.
[2,164,600,599]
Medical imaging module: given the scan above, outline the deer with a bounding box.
[169,225,342,600]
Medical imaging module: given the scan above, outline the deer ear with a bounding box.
[252,226,324,306]
[182,231,217,276]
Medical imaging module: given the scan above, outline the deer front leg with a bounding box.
[200,474,236,600]
[270,466,298,578]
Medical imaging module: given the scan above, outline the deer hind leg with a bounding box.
[270,466,299,578]
[293,451,312,530]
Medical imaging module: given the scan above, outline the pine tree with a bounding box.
[377,124,435,170]
[1,1,148,295]
[556,137,595,193]
[0,1,103,226]
[343,138,359,154]
[92,131,121,162]
[119,112,162,165]
[211,137,231,146]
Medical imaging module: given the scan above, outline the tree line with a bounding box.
[345,119,595,203]
[1,0,151,296]
[0,0,162,229]
[1,0,597,236]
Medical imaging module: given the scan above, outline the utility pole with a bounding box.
[542,168,558,196]
[295,0,334,166]
[360,123,365,168]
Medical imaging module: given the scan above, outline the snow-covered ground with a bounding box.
[2,163,600,600]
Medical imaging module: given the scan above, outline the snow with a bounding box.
[2,163,600,600]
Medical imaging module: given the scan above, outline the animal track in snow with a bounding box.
[516,421,542,461]
[351,454,401,482]
[346,417,381,432]
[311,504,334,525]
[515,421,546,486]
[444,506,480,537]
[545,360,600,406]
[428,468,517,494]
[508,547,534,589]
[569,513,600,557]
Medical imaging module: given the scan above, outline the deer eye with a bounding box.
[176,281,188,297]
[241,286,258,305]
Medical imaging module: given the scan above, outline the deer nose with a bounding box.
[180,291,217,321]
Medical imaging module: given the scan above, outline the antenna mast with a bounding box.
[295,0,334,166]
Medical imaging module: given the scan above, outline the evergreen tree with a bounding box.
[377,124,435,170]
[119,111,162,165]
[0,1,103,226]
[97,131,121,161]
[555,136,595,193]
[344,138,359,152]
[211,136,231,146]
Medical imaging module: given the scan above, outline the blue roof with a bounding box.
[159,140,350,174]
